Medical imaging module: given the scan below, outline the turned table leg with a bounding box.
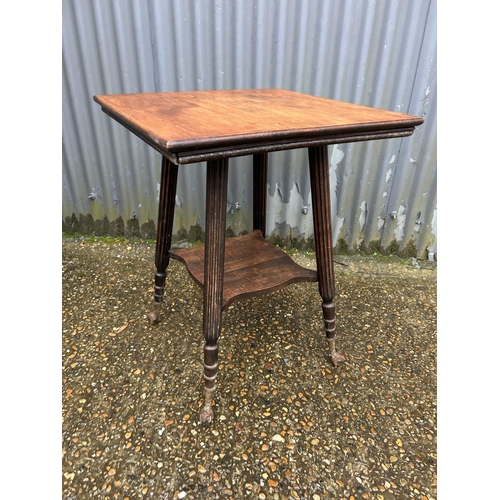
[147,156,179,324]
[200,158,229,424]
[308,145,346,367]
[253,152,268,237]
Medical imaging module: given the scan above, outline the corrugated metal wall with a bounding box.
[62,0,437,259]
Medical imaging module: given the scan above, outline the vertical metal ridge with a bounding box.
[62,0,436,257]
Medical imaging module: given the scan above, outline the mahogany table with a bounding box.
[94,89,423,423]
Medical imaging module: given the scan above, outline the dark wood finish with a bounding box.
[95,88,423,423]
[253,153,268,237]
[199,158,229,423]
[171,230,318,310]
[308,145,345,366]
[93,89,424,164]
[147,156,178,324]
[175,129,415,164]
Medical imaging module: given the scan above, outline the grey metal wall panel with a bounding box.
[381,0,437,257]
[62,0,437,258]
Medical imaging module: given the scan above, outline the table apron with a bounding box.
[175,128,415,164]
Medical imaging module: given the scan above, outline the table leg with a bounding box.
[308,145,346,367]
[147,156,179,324]
[253,152,268,237]
[200,158,229,424]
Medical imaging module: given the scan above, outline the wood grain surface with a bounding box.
[170,230,318,310]
[94,89,423,163]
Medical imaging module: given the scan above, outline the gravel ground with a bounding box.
[62,238,437,500]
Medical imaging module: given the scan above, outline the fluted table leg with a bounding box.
[200,158,229,424]
[148,156,178,324]
[253,152,268,237]
[308,145,346,367]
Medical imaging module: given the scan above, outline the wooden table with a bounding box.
[94,89,423,423]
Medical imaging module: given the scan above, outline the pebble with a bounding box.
[62,241,436,500]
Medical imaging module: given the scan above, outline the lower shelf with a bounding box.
[170,230,318,310]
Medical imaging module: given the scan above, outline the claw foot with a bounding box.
[200,405,213,425]
[327,338,345,367]
[147,305,161,325]
[331,351,346,367]
[200,387,214,424]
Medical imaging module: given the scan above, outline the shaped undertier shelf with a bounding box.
[170,230,318,311]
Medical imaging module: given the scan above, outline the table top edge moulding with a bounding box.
[93,88,424,165]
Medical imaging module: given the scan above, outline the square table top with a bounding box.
[94,88,423,164]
